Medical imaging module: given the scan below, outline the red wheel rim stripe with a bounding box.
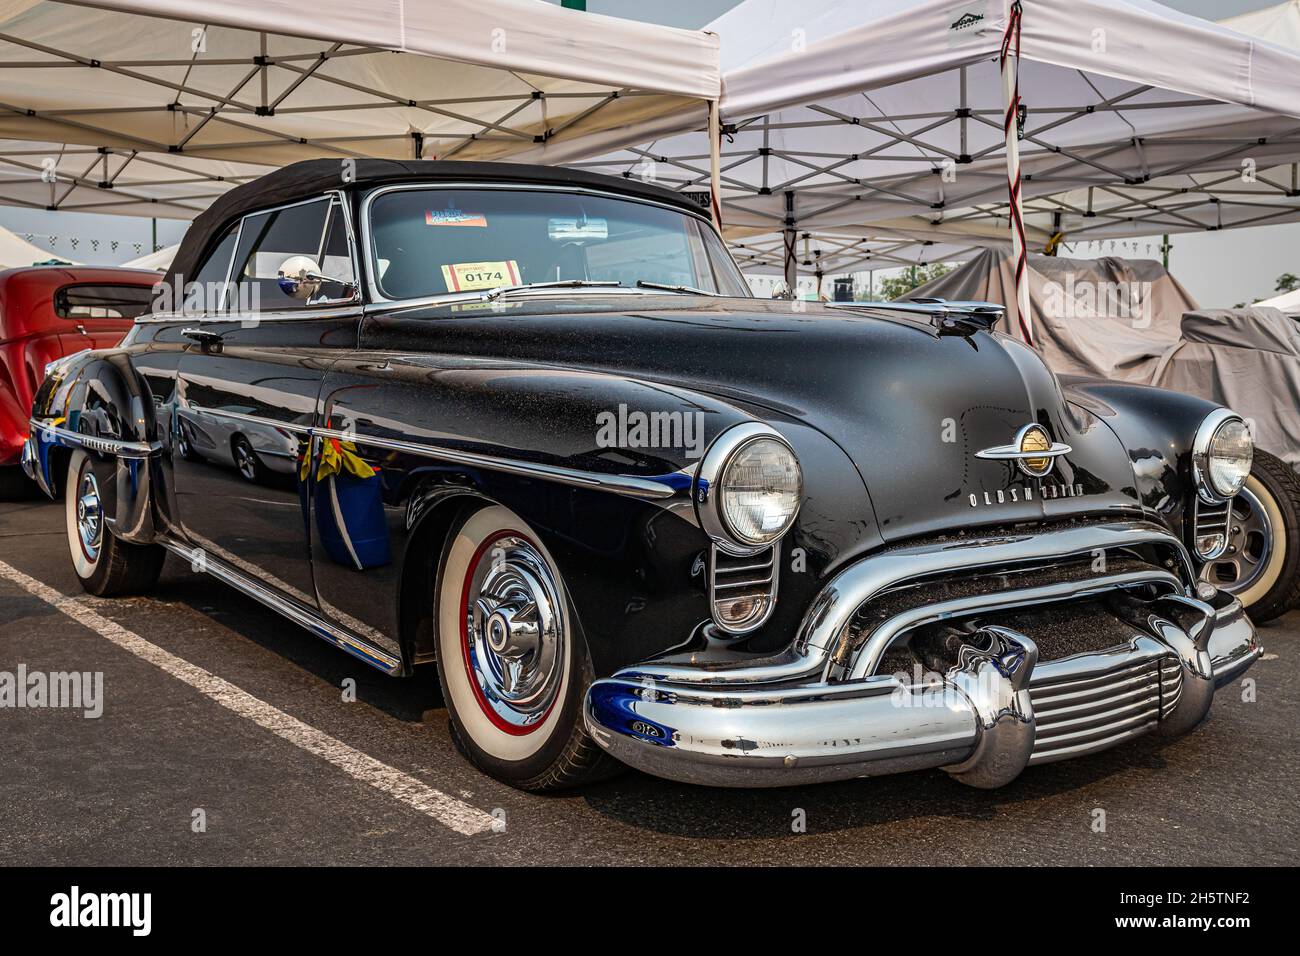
[458,527,559,737]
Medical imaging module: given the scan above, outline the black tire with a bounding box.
[66,450,165,597]
[231,435,265,484]
[176,429,202,462]
[433,502,619,792]
[1203,448,1300,624]
[0,464,32,501]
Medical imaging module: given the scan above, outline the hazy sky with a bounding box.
[1,0,1293,305]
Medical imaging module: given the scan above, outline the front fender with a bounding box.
[28,348,160,543]
[1062,376,1225,538]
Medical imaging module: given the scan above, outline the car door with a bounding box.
[174,193,360,609]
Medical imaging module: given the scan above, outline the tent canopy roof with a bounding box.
[573,0,1300,247]
[0,0,719,170]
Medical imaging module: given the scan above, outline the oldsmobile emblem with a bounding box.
[975,423,1072,478]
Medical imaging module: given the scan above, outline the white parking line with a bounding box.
[0,559,496,837]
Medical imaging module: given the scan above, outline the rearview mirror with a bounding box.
[548,217,608,241]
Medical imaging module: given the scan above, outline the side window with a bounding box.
[698,222,752,297]
[320,199,356,288]
[189,224,238,314]
[228,197,354,313]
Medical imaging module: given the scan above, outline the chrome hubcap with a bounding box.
[1202,485,1274,595]
[464,534,564,730]
[76,471,103,562]
[235,443,256,481]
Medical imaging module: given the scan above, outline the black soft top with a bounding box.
[166,159,706,290]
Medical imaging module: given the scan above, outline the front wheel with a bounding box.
[66,450,166,596]
[434,503,617,791]
[1202,448,1300,623]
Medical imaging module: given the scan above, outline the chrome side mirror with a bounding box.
[277,255,323,301]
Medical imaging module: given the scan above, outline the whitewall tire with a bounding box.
[434,503,616,790]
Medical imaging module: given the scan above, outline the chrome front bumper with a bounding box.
[584,521,1261,789]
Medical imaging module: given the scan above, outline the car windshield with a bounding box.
[366,187,751,301]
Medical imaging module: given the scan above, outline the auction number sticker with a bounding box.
[441,260,521,291]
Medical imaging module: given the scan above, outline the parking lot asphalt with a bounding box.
[1,492,1297,866]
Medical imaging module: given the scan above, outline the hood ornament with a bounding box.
[976,424,1072,478]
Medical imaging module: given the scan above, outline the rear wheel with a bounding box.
[1202,449,1300,623]
[65,450,165,596]
[232,435,264,484]
[434,503,617,791]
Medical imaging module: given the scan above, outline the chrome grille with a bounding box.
[1027,642,1182,765]
[1193,498,1231,559]
[709,544,778,634]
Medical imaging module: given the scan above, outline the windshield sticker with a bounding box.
[441,260,521,292]
[426,208,488,227]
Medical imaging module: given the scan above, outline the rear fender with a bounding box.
[28,349,160,543]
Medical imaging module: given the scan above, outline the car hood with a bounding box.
[368,296,1143,541]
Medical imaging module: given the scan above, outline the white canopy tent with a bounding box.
[122,241,177,270]
[1223,0,1300,48]
[0,221,74,266]
[0,0,722,217]
[1256,287,1300,315]
[575,0,1300,341]
[0,139,267,218]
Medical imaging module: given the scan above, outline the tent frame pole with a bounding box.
[783,190,797,298]
[1000,1,1032,346]
[708,98,723,231]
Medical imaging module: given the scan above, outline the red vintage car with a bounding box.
[0,266,157,497]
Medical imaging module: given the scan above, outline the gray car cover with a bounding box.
[909,248,1300,468]
[908,247,1200,379]
[1138,309,1300,471]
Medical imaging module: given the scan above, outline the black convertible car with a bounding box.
[23,160,1261,791]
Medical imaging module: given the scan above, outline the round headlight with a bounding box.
[1206,417,1252,498]
[719,437,803,547]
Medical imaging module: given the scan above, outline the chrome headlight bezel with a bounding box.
[1192,409,1253,503]
[696,422,803,555]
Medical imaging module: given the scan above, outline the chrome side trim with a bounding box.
[30,419,157,459]
[186,405,313,435]
[975,444,1073,461]
[157,538,402,675]
[314,426,686,501]
[141,304,363,326]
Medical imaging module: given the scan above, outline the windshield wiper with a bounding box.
[635,280,720,296]
[483,279,621,301]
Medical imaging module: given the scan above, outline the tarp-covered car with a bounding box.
[23,160,1262,792]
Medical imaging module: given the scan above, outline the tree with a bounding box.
[1275,273,1299,294]
[879,262,954,301]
